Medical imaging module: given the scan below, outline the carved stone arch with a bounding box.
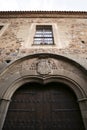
[2,76,87,101]
[0,53,87,129]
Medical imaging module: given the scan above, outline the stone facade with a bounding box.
[0,11,87,130]
[0,12,87,68]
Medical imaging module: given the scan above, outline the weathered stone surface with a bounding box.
[0,12,87,130]
[0,14,87,69]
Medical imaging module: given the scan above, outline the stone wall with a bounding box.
[0,17,87,69]
[0,13,87,130]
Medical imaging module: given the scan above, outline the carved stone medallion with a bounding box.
[37,59,51,75]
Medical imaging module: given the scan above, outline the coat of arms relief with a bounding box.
[36,58,57,75]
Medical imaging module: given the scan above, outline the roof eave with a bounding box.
[0,11,87,18]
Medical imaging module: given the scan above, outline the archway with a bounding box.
[0,53,87,129]
[2,82,85,130]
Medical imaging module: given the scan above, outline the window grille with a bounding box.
[34,25,54,45]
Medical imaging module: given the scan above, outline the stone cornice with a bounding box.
[0,11,87,18]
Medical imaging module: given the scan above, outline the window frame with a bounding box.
[33,25,54,45]
[0,23,9,37]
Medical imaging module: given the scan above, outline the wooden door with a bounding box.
[3,82,85,130]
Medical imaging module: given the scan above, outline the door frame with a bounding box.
[0,76,87,130]
[2,80,86,130]
[0,53,87,129]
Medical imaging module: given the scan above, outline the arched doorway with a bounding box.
[2,82,85,130]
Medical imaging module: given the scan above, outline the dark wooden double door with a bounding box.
[3,83,85,130]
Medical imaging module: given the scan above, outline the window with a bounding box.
[0,24,9,38]
[0,26,3,30]
[34,25,54,45]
